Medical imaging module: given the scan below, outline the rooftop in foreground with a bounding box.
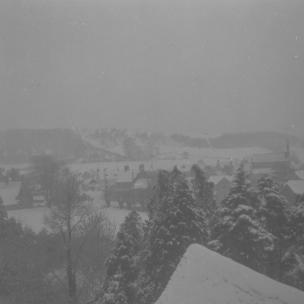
[156,244,304,304]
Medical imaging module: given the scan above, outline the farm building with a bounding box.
[250,152,289,169]
[133,169,158,189]
[246,141,297,182]
[106,167,158,210]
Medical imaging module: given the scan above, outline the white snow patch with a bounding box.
[156,244,304,304]
[8,206,147,234]
[0,182,21,206]
[8,207,49,233]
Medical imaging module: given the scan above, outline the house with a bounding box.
[281,180,304,205]
[132,170,158,189]
[209,175,233,204]
[107,181,134,207]
[248,140,294,182]
[106,167,158,209]
[250,152,289,169]
[249,152,291,181]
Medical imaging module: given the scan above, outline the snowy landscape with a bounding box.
[1,131,304,304]
[1,0,304,303]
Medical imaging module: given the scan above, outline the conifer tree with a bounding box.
[281,203,304,290]
[138,168,208,304]
[256,176,291,279]
[191,164,215,226]
[257,177,290,237]
[147,170,170,219]
[210,166,275,273]
[102,211,144,304]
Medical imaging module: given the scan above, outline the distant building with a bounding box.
[251,152,289,169]
[248,140,294,182]
[107,168,158,209]
[132,169,158,190]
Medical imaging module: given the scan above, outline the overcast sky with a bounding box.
[0,0,303,136]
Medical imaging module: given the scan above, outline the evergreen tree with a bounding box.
[138,169,208,304]
[281,203,304,290]
[147,170,170,219]
[191,164,215,225]
[102,211,144,304]
[210,166,275,273]
[256,176,291,279]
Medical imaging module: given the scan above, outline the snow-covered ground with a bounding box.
[0,182,21,206]
[158,145,270,163]
[8,206,147,234]
[70,146,271,175]
[8,207,48,233]
[156,244,304,304]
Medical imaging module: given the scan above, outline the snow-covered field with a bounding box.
[158,146,270,162]
[0,182,21,206]
[71,147,270,174]
[156,244,304,304]
[8,206,147,234]
[8,207,49,233]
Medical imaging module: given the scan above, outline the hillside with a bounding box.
[0,129,303,164]
[156,244,304,304]
[171,131,304,150]
[0,129,122,163]
[210,132,304,150]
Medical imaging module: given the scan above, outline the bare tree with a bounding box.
[45,168,112,303]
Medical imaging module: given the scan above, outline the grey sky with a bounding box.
[0,0,303,136]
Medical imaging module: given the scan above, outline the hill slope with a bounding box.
[156,244,304,304]
[0,129,122,163]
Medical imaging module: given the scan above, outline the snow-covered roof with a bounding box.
[156,244,304,304]
[295,170,304,180]
[286,180,304,195]
[209,175,233,185]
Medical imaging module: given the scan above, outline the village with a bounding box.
[2,0,304,302]
[0,138,303,233]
